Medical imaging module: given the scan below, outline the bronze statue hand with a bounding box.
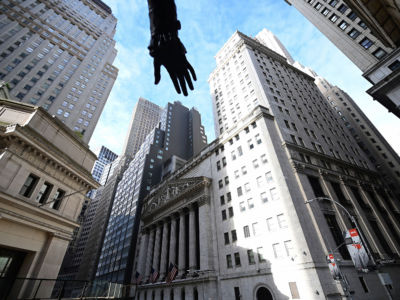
[152,37,196,96]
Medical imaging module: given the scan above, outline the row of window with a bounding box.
[20,173,65,210]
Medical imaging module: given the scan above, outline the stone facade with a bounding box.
[0,98,99,299]
[286,0,400,117]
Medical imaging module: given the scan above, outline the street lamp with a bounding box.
[305,197,375,266]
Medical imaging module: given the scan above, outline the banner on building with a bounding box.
[345,228,370,272]
[327,253,341,280]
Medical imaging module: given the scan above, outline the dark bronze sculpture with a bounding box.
[147,0,196,96]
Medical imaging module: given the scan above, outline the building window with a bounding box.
[277,214,288,228]
[270,187,279,201]
[260,192,268,203]
[224,232,230,244]
[272,243,283,258]
[234,252,241,266]
[257,247,266,262]
[321,8,331,16]
[347,11,357,21]
[348,28,360,39]
[226,254,232,268]
[231,230,237,242]
[36,182,53,204]
[227,192,232,202]
[360,38,373,49]
[284,240,294,256]
[219,180,223,189]
[329,14,338,22]
[358,20,367,29]
[237,186,243,197]
[228,207,234,218]
[243,225,250,238]
[388,60,400,71]
[52,189,65,210]
[252,222,259,235]
[247,198,254,209]
[267,217,276,232]
[329,0,338,7]
[222,210,227,220]
[220,195,225,205]
[217,161,221,171]
[338,20,349,30]
[239,201,246,212]
[338,3,348,13]
[247,249,256,264]
[373,48,387,59]
[19,174,39,197]
[224,176,229,185]
[314,2,322,10]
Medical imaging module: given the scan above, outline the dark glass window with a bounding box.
[19,174,39,197]
[324,214,351,259]
[52,189,65,210]
[348,28,360,39]
[360,38,373,49]
[234,252,241,266]
[247,249,255,264]
[36,182,53,204]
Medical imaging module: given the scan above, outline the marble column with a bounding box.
[198,202,211,270]
[145,229,155,277]
[160,220,169,277]
[178,211,186,274]
[152,224,162,273]
[188,207,197,270]
[137,230,149,275]
[169,216,177,265]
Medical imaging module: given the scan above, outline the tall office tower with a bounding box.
[92,146,119,183]
[314,76,400,199]
[95,101,207,284]
[121,97,164,158]
[87,145,118,199]
[57,145,118,287]
[134,30,400,299]
[285,0,400,118]
[0,0,118,142]
[56,98,162,284]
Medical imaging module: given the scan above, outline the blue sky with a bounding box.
[89,0,399,156]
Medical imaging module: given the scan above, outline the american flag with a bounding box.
[165,263,178,284]
[134,271,142,285]
[150,267,159,283]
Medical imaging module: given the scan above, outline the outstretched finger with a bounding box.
[187,62,197,81]
[168,71,181,94]
[178,75,188,96]
[184,70,194,91]
[154,60,161,85]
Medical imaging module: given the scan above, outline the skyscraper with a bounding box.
[95,101,207,284]
[285,0,400,118]
[314,76,400,199]
[92,146,119,183]
[133,30,400,299]
[121,97,164,158]
[0,0,118,142]
[57,98,162,283]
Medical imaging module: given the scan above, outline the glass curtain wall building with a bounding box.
[95,101,207,284]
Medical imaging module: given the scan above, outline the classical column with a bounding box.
[198,201,211,270]
[145,229,155,278]
[137,230,149,275]
[178,211,186,275]
[160,220,169,277]
[188,206,197,271]
[168,216,177,265]
[152,224,162,274]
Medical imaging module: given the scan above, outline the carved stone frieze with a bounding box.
[142,176,211,219]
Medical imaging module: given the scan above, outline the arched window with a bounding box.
[256,287,273,300]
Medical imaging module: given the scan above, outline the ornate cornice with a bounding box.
[142,177,211,221]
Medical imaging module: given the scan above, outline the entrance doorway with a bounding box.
[256,287,274,300]
[0,247,26,300]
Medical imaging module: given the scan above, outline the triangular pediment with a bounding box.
[142,176,211,216]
